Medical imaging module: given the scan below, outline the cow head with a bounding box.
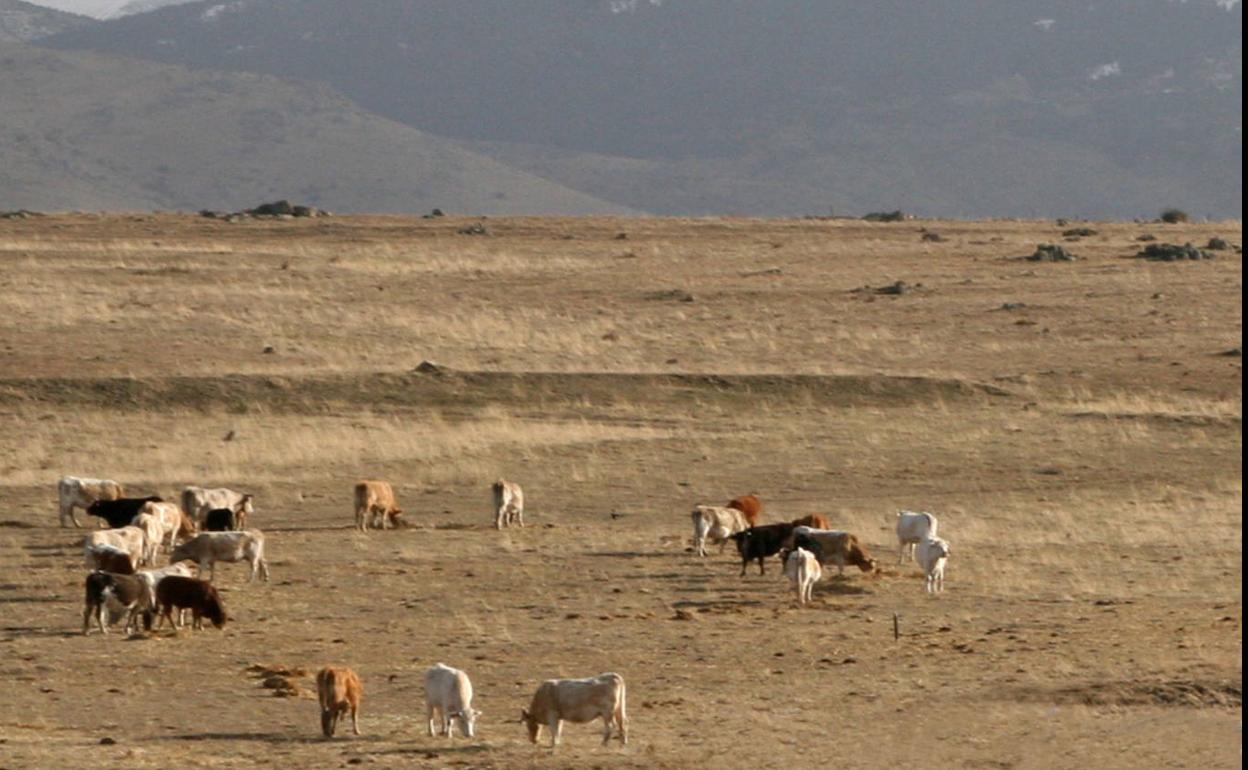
[521,708,540,743]
[452,707,481,738]
[236,494,255,516]
[203,587,227,629]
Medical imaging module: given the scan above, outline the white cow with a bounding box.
[784,546,822,606]
[138,501,184,553]
[181,486,254,525]
[131,512,164,566]
[492,479,524,529]
[521,673,627,749]
[170,530,269,582]
[690,505,748,557]
[424,663,479,738]
[58,476,124,528]
[916,535,951,594]
[84,527,146,571]
[896,510,939,564]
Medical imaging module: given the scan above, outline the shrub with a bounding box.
[1159,208,1189,224]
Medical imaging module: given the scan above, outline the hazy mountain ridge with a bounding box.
[30,0,1248,216]
[0,0,90,41]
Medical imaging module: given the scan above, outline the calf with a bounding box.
[691,505,748,557]
[353,480,402,532]
[424,663,478,738]
[58,476,124,528]
[729,522,797,576]
[171,530,270,582]
[84,544,135,574]
[87,496,162,529]
[784,546,822,606]
[726,494,763,527]
[916,535,951,594]
[204,508,238,532]
[82,571,149,635]
[316,666,363,738]
[522,672,627,749]
[492,479,524,530]
[84,526,146,571]
[896,510,939,564]
[154,576,227,630]
[788,526,878,575]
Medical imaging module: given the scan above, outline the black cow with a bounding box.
[155,576,227,630]
[729,522,797,576]
[83,571,151,635]
[86,496,163,529]
[203,508,237,532]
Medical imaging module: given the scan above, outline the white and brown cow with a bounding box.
[691,505,748,557]
[181,486,254,527]
[84,526,147,570]
[492,479,524,530]
[58,476,124,528]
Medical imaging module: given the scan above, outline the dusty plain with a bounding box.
[0,213,1241,769]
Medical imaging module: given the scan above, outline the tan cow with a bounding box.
[522,672,627,749]
[58,476,124,528]
[137,501,184,553]
[492,479,524,529]
[317,666,363,738]
[170,530,270,582]
[131,512,164,566]
[181,486,254,526]
[353,480,402,532]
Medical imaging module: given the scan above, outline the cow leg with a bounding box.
[83,601,95,635]
[757,556,766,576]
[549,718,562,748]
[495,509,505,530]
[350,705,360,736]
[426,704,436,736]
[601,715,613,745]
[321,708,334,738]
[97,603,109,635]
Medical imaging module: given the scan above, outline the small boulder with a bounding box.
[1137,242,1213,262]
[1027,243,1077,262]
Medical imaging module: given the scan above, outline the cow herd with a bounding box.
[55,473,947,749]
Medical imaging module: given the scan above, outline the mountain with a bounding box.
[0,42,634,214]
[14,0,192,19]
[0,0,90,41]
[37,0,1245,218]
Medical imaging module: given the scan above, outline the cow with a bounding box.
[791,513,831,530]
[154,576,227,630]
[691,505,748,557]
[58,476,124,528]
[316,666,363,738]
[136,561,197,621]
[137,501,184,553]
[916,535,950,594]
[726,494,763,527]
[424,663,478,738]
[204,508,238,532]
[728,522,798,576]
[788,527,878,575]
[84,527,146,571]
[131,512,164,566]
[521,673,627,749]
[170,530,270,582]
[784,546,822,606]
[84,544,135,574]
[86,496,162,529]
[896,510,939,564]
[82,571,149,635]
[353,480,402,532]
[492,479,524,530]
[176,508,198,542]
[181,486,254,527]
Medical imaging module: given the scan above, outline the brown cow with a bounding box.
[317,666,363,738]
[726,495,763,527]
[791,513,831,530]
[354,480,402,531]
[154,576,227,630]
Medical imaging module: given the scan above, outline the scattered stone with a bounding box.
[1206,237,1231,251]
[1055,218,1069,227]
[1158,208,1189,224]
[426,208,445,218]
[741,267,783,277]
[1000,302,1027,311]
[1027,243,1077,262]
[862,210,910,222]
[99,737,117,745]
[413,360,444,374]
[672,609,697,621]
[644,289,695,302]
[1137,242,1214,262]
[262,345,276,354]
[614,232,629,240]
[0,209,43,219]
[874,280,911,295]
[920,231,946,242]
[1061,227,1097,238]
[1136,233,1157,241]
[457,222,488,236]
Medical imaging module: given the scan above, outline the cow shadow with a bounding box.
[162,732,380,744]
[0,625,80,638]
[373,744,493,757]
[585,551,674,559]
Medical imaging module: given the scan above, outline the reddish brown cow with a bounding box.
[154,576,227,630]
[726,495,763,527]
[791,514,831,530]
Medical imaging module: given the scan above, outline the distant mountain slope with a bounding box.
[13,0,191,19]
[0,0,89,41]
[40,0,1242,218]
[0,43,634,214]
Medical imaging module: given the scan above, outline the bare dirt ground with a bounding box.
[0,213,1240,769]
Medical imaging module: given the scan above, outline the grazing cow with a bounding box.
[131,512,165,566]
[58,476,124,528]
[84,526,147,571]
[316,666,363,738]
[137,501,184,553]
[522,673,627,749]
[171,530,270,582]
[492,479,524,530]
[204,508,238,532]
[353,480,402,532]
[896,510,939,564]
[424,663,478,738]
[791,513,831,530]
[691,505,748,557]
[726,494,763,527]
[86,496,162,529]
[181,486,254,526]
[136,561,197,620]
[154,576,227,630]
[916,535,951,594]
[784,546,822,605]
[729,522,799,576]
[176,509,198,542]
[82,571,149,635]
[789,527,878,575]
[84,544,135,574]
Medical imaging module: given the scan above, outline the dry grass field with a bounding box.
[0,213,1240,769]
